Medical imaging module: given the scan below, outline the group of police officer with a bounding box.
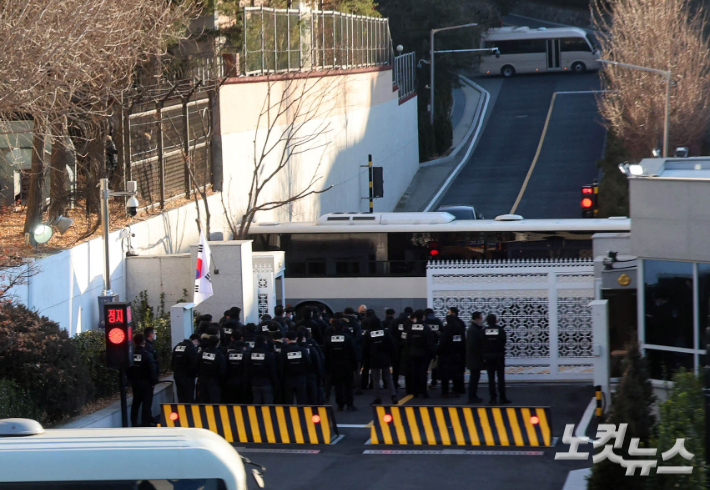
[169,303,510,409]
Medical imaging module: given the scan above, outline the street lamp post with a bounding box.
[429,22,479,126]
[99,178,139,296]
[597,59,671,158]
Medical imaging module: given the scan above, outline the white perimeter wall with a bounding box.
[8,68,419,334]
[219,68,419,222]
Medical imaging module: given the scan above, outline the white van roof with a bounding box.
[0,425,246,487]
[483,26,589,41]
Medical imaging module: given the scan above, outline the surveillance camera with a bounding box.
[126,195,139,217]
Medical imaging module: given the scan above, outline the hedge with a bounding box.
[0,303,93,424]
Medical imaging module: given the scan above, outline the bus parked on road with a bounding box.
[249,212,630,314]
[479,26,600,77]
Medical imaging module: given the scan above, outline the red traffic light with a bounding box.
[383,413,393,424]
[429,249,440,256]
[581,198,593,209]
[312,414,321,424]
[108,327,125,345]
[530,415,540,425]
[582,187,593,194]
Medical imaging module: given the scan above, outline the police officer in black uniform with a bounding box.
[438,314,466,398]
[324,320,358,411]
[224,330,250,404]
[280,331,311,405]
[483,314,510,405]
[197,328,226,403]
[406,309,435,398]
[128,333,158,427]
[246,335,279,404]
[296,307,324,345]
[424,308,443,389]
[297,327,323,404]
[362,313,398,405]
[389,306,412,390]
[143,326,160,375]
[172,333,199,403]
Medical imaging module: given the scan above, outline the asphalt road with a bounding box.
[241,383,593,490]
[438,72,605,220]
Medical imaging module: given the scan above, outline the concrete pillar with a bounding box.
[299,1,313,70]
[590,299,610,411]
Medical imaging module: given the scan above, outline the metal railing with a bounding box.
[243,6,393,76]
[393,52,416,101]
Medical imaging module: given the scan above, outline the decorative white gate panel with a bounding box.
[427,259,595,381]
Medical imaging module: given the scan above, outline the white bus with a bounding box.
[0,419,262,490]
[249,212,630,315]
[479,26,600,77]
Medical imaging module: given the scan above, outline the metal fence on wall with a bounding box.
[393,52,416,101]
[126,91,212,209]
[243,7,393,75]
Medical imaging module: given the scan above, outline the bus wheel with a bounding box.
[501,65,515,77]
[572,62,586,73]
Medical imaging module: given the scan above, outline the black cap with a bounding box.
[286,331,297,341]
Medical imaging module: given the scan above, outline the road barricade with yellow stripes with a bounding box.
[370,405,552,447]
[159,403,340,445]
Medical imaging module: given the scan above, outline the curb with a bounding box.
[422,76,491,212]
[421,76,486,168]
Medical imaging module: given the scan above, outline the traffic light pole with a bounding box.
[368,154,374,214]
[119,368,128,428]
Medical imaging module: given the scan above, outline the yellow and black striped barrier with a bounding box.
[370,405,552,447]
[159,403,340,445]
[595,385,603,418]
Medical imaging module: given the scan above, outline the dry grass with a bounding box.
[0,190,213,264]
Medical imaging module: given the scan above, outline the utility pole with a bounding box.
[429,22,479,126]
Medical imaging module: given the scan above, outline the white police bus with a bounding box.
[479,26,600,77]
[249,212,630,314]
[0,419,264,489]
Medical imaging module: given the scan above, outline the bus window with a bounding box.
[560,37,592,52]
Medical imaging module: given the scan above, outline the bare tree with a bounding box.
[163,86,216,238]
[222,73,343,239]
[0,260,42,303]
[593,0,710,159]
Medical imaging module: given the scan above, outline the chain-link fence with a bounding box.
[243,7,393,76]
[393,52,416,101]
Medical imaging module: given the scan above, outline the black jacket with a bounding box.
[344,315,363,361]
[389,314,409,349]
[128,345,158,386]
[324,330,358,375]
[226,341,249,386]
[466,324,485,371]
[145,340,160,375]
[198,346,227,381]
[482,323,507,360]
[246,343,279,388]
[172,339,198,379]
[406,321,435,359]
[437,321,466,379]
[280,342,311,378]
[362,321,397,368]
[296,317,324,345]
